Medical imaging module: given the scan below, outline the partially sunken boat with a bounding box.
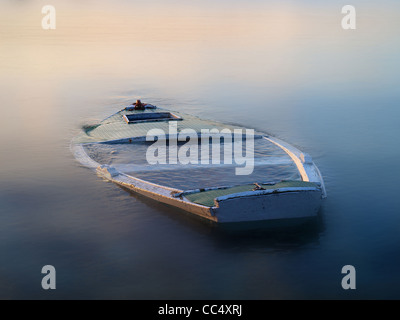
[71,103,326,223]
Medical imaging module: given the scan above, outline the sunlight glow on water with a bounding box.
[0,0,400,299]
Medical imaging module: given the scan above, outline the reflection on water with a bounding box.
[1,0,400,299]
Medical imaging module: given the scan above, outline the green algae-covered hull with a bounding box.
[72,105,326,223]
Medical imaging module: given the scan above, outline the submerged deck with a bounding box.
[82,138,301,190]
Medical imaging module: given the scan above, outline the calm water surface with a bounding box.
[0,0,400,299]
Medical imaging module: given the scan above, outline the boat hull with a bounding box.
[214,189,322,223]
